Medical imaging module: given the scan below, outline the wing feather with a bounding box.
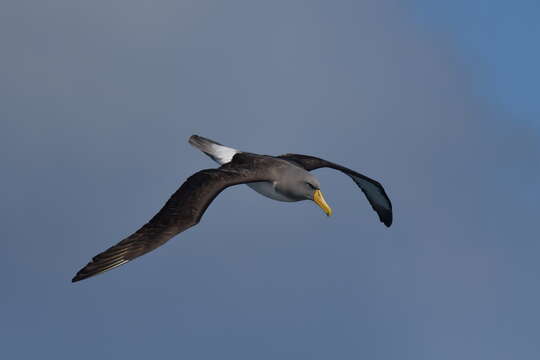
[72,165,266,282]
[278,154,393,227]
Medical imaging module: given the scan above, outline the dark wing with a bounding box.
[72,165,266,282]
[278,154,393,227]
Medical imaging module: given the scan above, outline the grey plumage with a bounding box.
[277,153,393,226]
[72,135,392,282]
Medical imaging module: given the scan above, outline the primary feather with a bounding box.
[72,136,393,282]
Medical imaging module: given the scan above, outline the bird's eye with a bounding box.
[307,182,317,189]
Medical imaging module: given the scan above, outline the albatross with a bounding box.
[72,135,392,282]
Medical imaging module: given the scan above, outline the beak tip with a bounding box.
[313,189,332,217]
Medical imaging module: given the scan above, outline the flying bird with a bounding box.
[72,135,392,282]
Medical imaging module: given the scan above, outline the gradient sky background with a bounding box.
[2,1,539,359]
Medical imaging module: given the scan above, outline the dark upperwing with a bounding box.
[278,154,393,227]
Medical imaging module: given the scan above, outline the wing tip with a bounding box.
[379,209,393,227]
[71,268,90,282]
[71,259,130,283]
[71,266,93,283]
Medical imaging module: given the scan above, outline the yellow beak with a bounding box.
[313,189,333,217]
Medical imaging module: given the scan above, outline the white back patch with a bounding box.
[209,144,238,165]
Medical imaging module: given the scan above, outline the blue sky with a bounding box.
[411,0,540,125]
[2,1,539,359]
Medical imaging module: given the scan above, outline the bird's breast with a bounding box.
[247,181,297,202]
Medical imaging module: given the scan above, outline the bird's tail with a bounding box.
[189,135,239,165]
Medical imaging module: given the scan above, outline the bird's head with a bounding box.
[304,177,333,217]
[278,172,333,216]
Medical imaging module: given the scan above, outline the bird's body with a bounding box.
[247,181,296,202]
[188,135,309,202]
[72,135,393,282]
